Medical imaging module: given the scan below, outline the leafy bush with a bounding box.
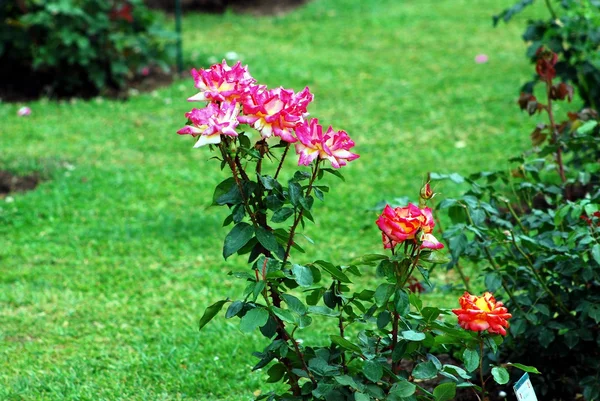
[437,49,600,400]
[494,0,600,109]
[0,0,176,98]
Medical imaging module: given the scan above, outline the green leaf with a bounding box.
[271,306,297,324]
[442,364,472,380]
[281,293,307,315]
[422,251,451,264]
[308,305,339,317]
[491,367,510,385]
[433,382,456,401]
[377,311,391,329]
[401,330,426,341]
[507,363,541,374]
[485,272,502,293]
[390,381,416,397]
[212,177,239,205]
[589,304,600,323]
[323,168,345,181]
[412,360,438,379]
[255,227,283,258]
[395,289,410,316]
[349,254,388,266]
[314,260,351,283]
[463,348,479,373]
[330,335,362,353]
[198,299,228,331]
[225,300,244,319]
[288,181,302,206]
[292,264,313,287]
[354,393,370,401]
[417,265,432,287]
[421,307,441,323]
[577,120,598,135]
[266,363,286,383]
[592,244,600,265]
[334,375,360,390]
[272,207,294,223]
[363,360,383,382]
[223,223,254,259]
[239,308,269,333]
[374,283,394,307]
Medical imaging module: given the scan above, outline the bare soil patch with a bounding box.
[146,0,310,16]
[0,171,40,197]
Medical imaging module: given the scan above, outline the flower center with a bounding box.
[475,297,491,312]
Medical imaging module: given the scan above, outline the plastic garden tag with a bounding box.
[513,373,538,401]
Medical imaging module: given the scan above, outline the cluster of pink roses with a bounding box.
[376,203,444,251]
[178,60,359,169]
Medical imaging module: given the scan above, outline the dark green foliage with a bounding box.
[495,0,600,108]
[437,65,600,399]
[0,0,176,98]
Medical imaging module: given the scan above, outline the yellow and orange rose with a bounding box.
[452,292,512,336]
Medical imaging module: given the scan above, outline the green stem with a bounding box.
[510,231,570,315]
[462,204,521,306]
[544,0,558,20]
[337,281,348,373]
[502,199,528,233]
[274,143,291,180]
[282,162,320,265]
[219,142,258,227]
[479,336,487,401]
[432,207,471,291]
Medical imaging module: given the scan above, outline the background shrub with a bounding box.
[436,53,600,400]
[0,0,176,98]
[495,0,600,109]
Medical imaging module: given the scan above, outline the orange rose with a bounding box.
[452,292,512,336]
[376,204,442,250]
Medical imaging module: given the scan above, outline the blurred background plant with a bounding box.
[494,0,600,109]
[0,0,176,99]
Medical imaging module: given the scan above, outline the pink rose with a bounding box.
[188,60,256,103]
[294,118,359,168]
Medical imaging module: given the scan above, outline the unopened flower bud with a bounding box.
[420,181,434,201]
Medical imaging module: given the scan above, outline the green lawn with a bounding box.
[1,0,547,399]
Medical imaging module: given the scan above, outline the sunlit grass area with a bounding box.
[0,0,547,399]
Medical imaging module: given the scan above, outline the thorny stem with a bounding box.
[509,230,571,315]
[219,142,258,227]
[337,281,348,373]
[274,143,291,180]
[391,311,400,374]
[544,80,567,183]
[274,313,318,388]
[282,161,321,265]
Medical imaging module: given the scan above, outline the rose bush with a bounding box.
[436,50,600,400]
[176,61,537,401]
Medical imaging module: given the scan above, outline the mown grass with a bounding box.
[1,0,548,399]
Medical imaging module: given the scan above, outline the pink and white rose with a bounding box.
[294,118,358,168]
[177,101,240,147]
[188,60,256,103]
